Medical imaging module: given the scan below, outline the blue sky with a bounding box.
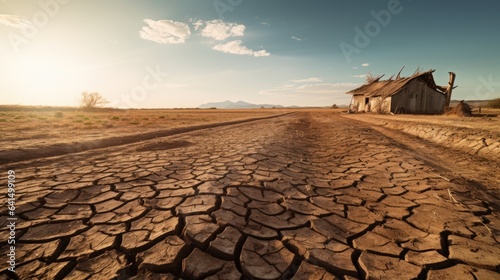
[1,0,499,108]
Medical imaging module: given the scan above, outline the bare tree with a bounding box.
[365,72,385,83]
[80,92,109,109]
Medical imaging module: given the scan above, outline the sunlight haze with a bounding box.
[1,0,499,108]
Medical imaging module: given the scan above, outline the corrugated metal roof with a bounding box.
[347,70,445,97]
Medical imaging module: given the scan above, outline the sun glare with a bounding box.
[12,50,79,106]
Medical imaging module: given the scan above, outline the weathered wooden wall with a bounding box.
[352,95,368,111]
[391,79,445,114]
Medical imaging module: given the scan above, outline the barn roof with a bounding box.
[347,70,445,97]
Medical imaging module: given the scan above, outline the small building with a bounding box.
[347,70,451,114]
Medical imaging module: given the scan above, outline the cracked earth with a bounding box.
[1,111,499,279]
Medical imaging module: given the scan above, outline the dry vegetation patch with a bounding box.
[0,107,290,151]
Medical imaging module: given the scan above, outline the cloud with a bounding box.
[195,19,245,40]
[165,19,269,58]
[291,77,322,83]
[291,36,302,41]
[191,19,203,30]
[260,22,270,26]
[260,82,361,97]
[362,63,370,67]
[295,83,361,93]
[353,67,358,70]
[213,40,270,57]
[0,14,33,29]
[258,81,359,106]
[140,19,191,44]
[352,74,368,79]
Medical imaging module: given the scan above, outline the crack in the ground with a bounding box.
[4,112,500,279]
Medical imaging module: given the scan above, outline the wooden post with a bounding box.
[396,66,405,79]
[445,72,456,107]
[348,95,354,113]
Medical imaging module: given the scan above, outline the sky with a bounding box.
[1,0,499,108]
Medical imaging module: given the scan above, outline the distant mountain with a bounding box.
[198,100,284,109]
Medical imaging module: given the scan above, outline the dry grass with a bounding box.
[0,107,296,151]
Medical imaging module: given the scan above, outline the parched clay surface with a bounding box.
[1,112,499,279]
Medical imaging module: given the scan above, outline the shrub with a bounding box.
[365,72,384,83]
[373,96,390,114]
[54,112,63,118]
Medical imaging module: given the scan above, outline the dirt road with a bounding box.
[1,112,499,279]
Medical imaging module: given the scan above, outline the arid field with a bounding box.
[0,108,291,152]
[1,108,499,279]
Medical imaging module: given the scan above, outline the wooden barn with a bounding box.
[347,70,455,114]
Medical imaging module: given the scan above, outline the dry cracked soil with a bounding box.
[1,111,499,280]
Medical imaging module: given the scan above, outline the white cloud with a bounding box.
[352,74,368,79]
[295,83,361,93]
[0,14,33,29]
[213,40,270,57]
[291,77,322,83]
[362,63,370,67]
[179,19,269,58]
[140,19,191,44]
[260,82,361,97]
[291,36,302,41]
[260,22,270,26]
[353,67,358,70]
[195,19,245,40]
[258,81,359,106]
[191,19,203,30]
